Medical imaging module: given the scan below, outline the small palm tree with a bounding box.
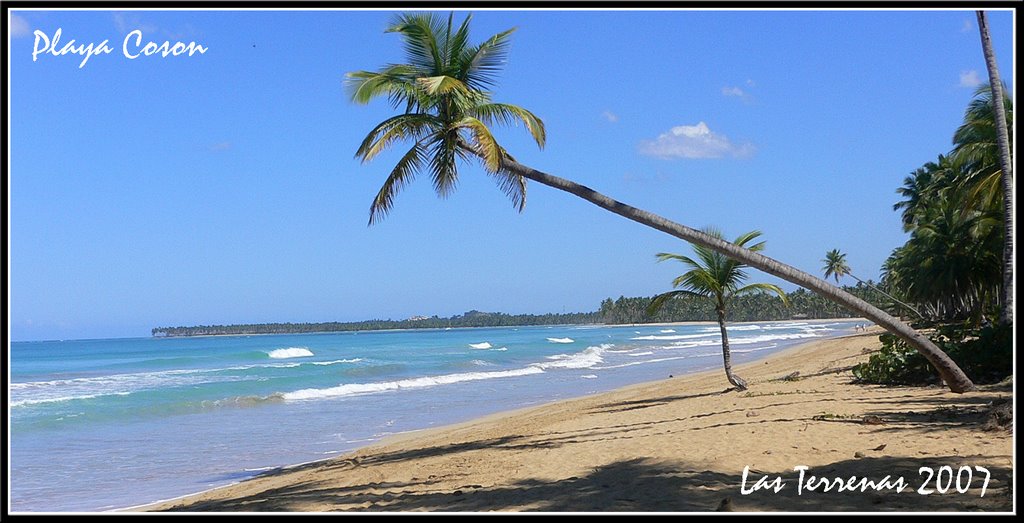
[822,249,925,321]
[648,229,788,391]
[347,12,975,392]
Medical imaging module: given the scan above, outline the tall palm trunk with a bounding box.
[847,274,925,321]
[498,156,976,393]
[716,305,747,391]
[976,10,1013,325]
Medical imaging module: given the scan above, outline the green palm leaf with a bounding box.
[461,27,517,90]
[474,103,546,149]
[369,141,427,224]
[355,113,439,163]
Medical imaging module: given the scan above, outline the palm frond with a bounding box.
[676,267,722,296]
[345,68,422,108]
[456,116,502,172]
[732,230,764,250]
[387,13,446,74]
[647,290,702,316]
[446,13,474,75]
[369,141,426,225]
[429,133,461,199]
[733,283,789,306]
[461,27,517,90]
[416,75,471,97]
[473,103,546,149]
[355,113,438,163]
[655,252,700,270]
[488,169,527,212]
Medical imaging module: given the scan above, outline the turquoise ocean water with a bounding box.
[9,320,861,511]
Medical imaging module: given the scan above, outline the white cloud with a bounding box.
[723,81,755,103]
[960,19,973,33]
[721,86,745,97]
[208,141,233,152]
[601,110,619,123]
[113,12,158,34]
[10,14,30,38]
[959,70,982,88]
[639,122,754,160]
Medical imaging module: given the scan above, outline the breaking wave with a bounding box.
[267,347,314,359]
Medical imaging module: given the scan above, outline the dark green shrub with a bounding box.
[853,323,1012,385]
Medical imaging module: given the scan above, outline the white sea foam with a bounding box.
[729,325,762,331]
[534,344,611,370]
[594,355,692,370]
[470,359,494,367]
[469,342,492,349]
[627,351,655,357]
[267,347,314,359]
[10,392,131,408]
[282,367,545,401]
[731,343,778,354]
[310,358,363,366]
[659,329,676,333]
[581,374,598,379]
[763,322,808,330]
[492,347,508,352]
[546,337,574,344]
[670,339,722,349]
[632,333,718,341]
[10,369,246,408]
[729,332,820,345]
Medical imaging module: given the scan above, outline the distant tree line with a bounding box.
[598,283,889,325]
[151,309,600,337]
[152,285,888,337]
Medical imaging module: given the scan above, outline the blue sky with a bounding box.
[8,8,1015,341]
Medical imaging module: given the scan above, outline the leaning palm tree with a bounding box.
[347,12,975,392]
[973,11,1013,326]
[648,229,788,390]
[822,249,924,320]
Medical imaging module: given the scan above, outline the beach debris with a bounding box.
[862,415,885,425]
[812,412,859,422]
[716,497,734,511]
[746,410,759,417]
[983,398,1012,431]
[452,490,464,496]
[854,451,866,458]
[872,444,887,451]
[777,371,801,382]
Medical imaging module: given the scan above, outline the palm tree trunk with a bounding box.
[976,11,1013,326]
[498,156,976,393]
[847,274,926,321]
[716,306,747,391]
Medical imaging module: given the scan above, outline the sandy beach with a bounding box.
[140,328,1013,512]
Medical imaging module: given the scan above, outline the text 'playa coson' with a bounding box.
[31,28,208,69]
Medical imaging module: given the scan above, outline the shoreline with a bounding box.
[121,325,860,512]
[133,322,1012,512]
